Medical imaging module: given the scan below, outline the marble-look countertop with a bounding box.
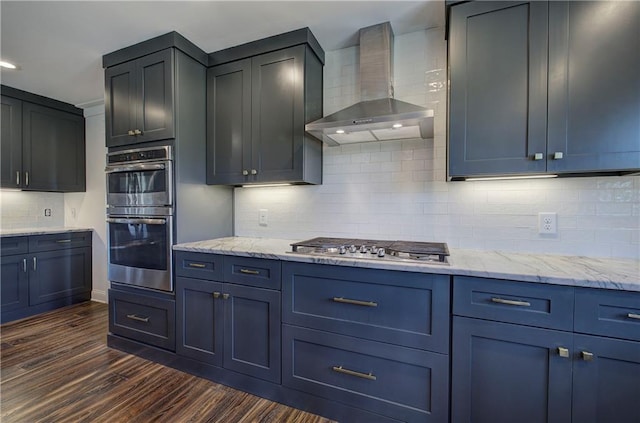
[174,237,640,292]
[0,227,93,237]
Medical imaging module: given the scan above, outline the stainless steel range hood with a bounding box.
[306,22,434,146]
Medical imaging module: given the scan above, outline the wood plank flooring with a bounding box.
[0,301,335,423]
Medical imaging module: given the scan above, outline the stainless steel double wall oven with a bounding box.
[106,146,174,292]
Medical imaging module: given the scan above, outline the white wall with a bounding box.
[234,27,640,260]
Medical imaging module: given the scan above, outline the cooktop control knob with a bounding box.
[370,246,378,254]
[349,245,357,253]
[359,245,368,253]
[339,246,347,254]
[377,248,385,257]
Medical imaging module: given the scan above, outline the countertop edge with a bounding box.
[0,227,94,237]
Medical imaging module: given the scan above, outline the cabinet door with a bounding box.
[547,1,640,173]
[223,283,281,383]
[22,102,85,192]
[1,255,29,313]
[175,276,224,366]
[206,59,252,185]
[451,316,573,423]
[105,60,137,147]
[135,49,175,143]
[449,1,548,178]
[251,46,305,183]
[572,334,640,423]
[1,96,23,189]
[29,247,91,305]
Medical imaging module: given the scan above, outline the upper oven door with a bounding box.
[106,161,173,207]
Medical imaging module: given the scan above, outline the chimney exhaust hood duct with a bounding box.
[306,22,434,146]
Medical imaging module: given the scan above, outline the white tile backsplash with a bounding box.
[0,191,65,228]
[234,27,640,260]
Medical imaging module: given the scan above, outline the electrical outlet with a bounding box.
[538,212,557,235]
[71,208,77,220]
[259,209,268,226]
[44,208,52,217]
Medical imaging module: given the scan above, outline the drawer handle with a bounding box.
[627,313,640,320]
[239,268,260,275]
[581,351,594,362]
[188,263,206,268]
[333,297,378,307]
[332,365,377,381]
[557,347,570,358]
[126,314,150,323]
[56,239,72,243]
[491,297,531,307]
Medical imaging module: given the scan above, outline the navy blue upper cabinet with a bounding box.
[448,1,640,179]
[1,95,22,189]
[105,49,175,147]
[207,29,324,186]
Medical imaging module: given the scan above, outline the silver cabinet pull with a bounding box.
[242,170,249,176]
[491,297,531,307]
[557,347,570,358]
[533,153,544,160]
[250,169,257,175]
[56,239,72,243]
[134,129,143,135]
[188,263,206,268]
[16,171,20,186]
[126,314,149,323]
[332,366,377,381]
[128,130,135,136]
[627,313,640,320]
[553,152,564,160]
[222,293,230,300]
[581,351,594,361]
[23,258,27,273]
[239,268,260,275]
[213,292,221,299]
[25,171,29,186]
[333,297,378,307]
[33,257,37,271]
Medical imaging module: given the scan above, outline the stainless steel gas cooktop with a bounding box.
[290,237,449,264]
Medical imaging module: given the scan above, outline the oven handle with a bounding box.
[105,163,166,173]
[106,217,167,225]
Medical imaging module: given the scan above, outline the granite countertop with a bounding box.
[0,227,93,237]
[174,237,640,292]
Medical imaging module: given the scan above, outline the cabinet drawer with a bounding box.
[283,262,449,353]
[575,288,640,341]
[283,325,449,423]
[29,231,92,252]
[109,289,175,351]
[224,256,281,290]
[1,236,28,256]
[453,276,574,331]
[174,251,224,280]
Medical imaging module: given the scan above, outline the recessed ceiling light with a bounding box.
[392,123,403,128]
[336,129,345,134]
[0,61,17,69]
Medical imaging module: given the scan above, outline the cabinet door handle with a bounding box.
[213,292,221,299]
[16,171,20,186]
[332,297,378,307]
[557,347,570,358]
[491,297,531,307]
[33,257,37,271]
[581,351,594,361]
[134,129,143,135]
[332,365,377,381]
[222,293,230,300]
[126,314,149,323]
[250,169,258,175]
[242,170,249,176]
[533,153,544,161]
[239,268,260,275]
[553,152,564,160]
[23,258,27,273]
[188,263,206,268]
[627,313,640,320]
[128,130,135,136]
[56,239,72,243]
[25,172,29,187]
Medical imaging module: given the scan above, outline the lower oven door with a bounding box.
[107,215,173,292]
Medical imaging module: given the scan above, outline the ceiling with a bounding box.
[0,1,444,108]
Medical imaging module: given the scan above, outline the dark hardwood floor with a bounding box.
[0,301,335,423]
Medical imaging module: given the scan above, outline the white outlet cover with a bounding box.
[538,212,557,235]
[259,209,268,226]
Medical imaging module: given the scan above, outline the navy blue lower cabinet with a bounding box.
[572,334,640,423]
[283,324,449,423]
[1,254,29,313]
[175,276,224,366]
[451,316,573,423]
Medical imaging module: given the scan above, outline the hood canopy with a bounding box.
[306,22,434,146]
